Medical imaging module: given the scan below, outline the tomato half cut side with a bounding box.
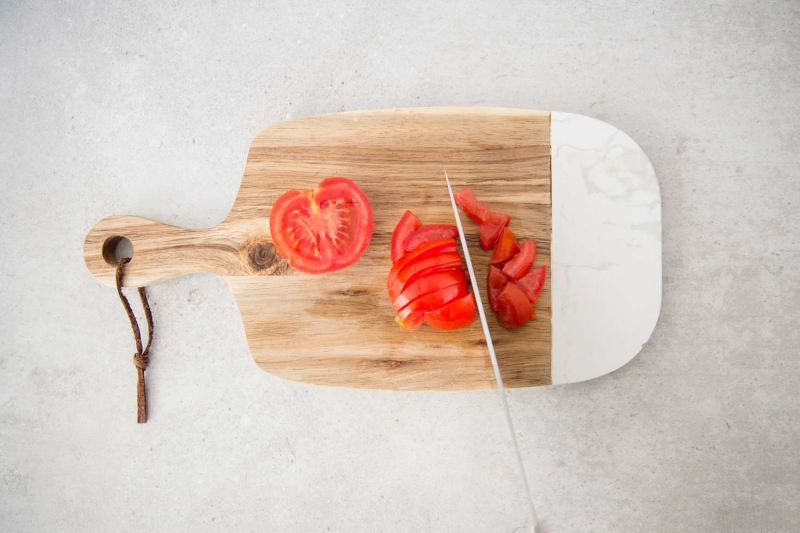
[454,188,511,227]
[387,238,457,292]
[423,293,477,330]
[403,224,459,253]
[393,268,467,312]
[391,210,422,263]
[270,177,373,274]
[495,282,535,329]
[487,265,510,311]
[479,224,503,250]
[396,283,468,325]
[502,240,536,280]
[490,227,520,264]
[513,265,546,305]
[388,252,462,302]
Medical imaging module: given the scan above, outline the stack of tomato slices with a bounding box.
[454,188,546,329]
[387,211,477,330]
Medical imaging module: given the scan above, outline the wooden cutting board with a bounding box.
[84,108,662,390]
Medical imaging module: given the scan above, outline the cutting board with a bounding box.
[83,108,662,390]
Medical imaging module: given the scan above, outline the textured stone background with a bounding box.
[1,1,798,531]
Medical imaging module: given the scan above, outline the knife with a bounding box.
[444,167,540,533]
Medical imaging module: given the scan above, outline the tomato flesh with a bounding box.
[513,265,546,305]
[490,227,520,264]
[388,252,462,303]
[423,293,477,330]
[270,177,373,274]
[502,240,536,280]
[479,224,503,250]
[391,210,421,263]
[403,224,458,253]
[487,265,510,312]
[396,283,468,326]
[393,269,467,312]
[495,282,534,329]
[454,188,510,227]
[387,239,457,293]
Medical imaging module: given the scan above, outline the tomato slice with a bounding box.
[487,265,510,311]
[490,227,519,264]
[270,177,373,274]
[454,188,510,227]
[502,240,536,280]
[403,224,458,253]
[479,224,503,250]
[391,210,421,263]
[388,252,462,303]
[387,239,457,294]
[393,268,467,312]
[513,265,546,305]
[423,293,477,330]
[396,283,468,326]
[495,282,535,329]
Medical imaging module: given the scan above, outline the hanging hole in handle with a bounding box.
[102,236,134,266]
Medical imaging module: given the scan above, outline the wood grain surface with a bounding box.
[84,108,552,390]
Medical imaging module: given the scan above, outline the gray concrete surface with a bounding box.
[1,1,799,532]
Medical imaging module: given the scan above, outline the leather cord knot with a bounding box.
[133,353,149,369]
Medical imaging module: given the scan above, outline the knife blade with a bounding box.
[444,167,540,533]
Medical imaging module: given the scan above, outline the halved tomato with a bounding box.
[387,239,457,294]
[393,268,467,312]
[487,265,510,311]
[391,210,421,263]
[388,252,462,302]
[514,265,546,305]
[403,224,458,253]
[396,283,468,328]
[479,224,503,250]
[495,282,535,329]
[454,188,510,227]
[502,240,536,280]
[270,177,373,274]
[423,293,477,330]
[490,227,520,264]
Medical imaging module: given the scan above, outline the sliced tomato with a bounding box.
[454,188,510,227]
[391,210,421,263]
[270,177,373,274]
[393,268,467,312]
[479,224,503,250]
[490,227,520,264]
[388,252,462,302]
[502,240,536,280]
[495,282,535,329]
[423,293,477,330]
[387,239,457,294]
[487,265,510,311]
[396,283,468,327]
[514,265,546,305]
[403,224,458,253]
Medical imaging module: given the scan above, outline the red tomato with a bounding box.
[391,210,422,263]
[487,265,510,311]
[502,240,536,280]
[423,293,477,330]
[270,177,373,274]
[403,224,458,253]
[490,227,520,264]
[396,283,468,328]
[513,265,546,305]
[387,239,457,294]
[495,282,535,329]
[454,188,511,227]
[479,224,503,250]
[393,269,467,312]
[388,252,462,302]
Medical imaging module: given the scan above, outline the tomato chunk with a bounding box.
[396,283,468,326]
[487,265,509,311]
[391,210,422,263]
[403,224,459,253]
[502,240,536,280]
[479,224,503,250]
[490,227,519,264]
[454,188,510,227]
[387,239,457,292]
[423,293,477,330]
[388,252,462,303]
[495,282,535,329]
[513,265,546,305]
[393,269,467,312]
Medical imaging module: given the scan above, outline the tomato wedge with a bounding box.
[502,240,536,280]
[270,177,373,274]
[490,227,520,264]
[487,265,510,311]
[423,293,477,330]
[495,282,535,329]
[393,268,467,312]
[479,224,503,250]
[513,265,546,305]
[396,283,468,327]
[403,224,458,253]
[454,188,510,227]
[391,210,421,263]
[388,252,462,302]
[387,238,457,294]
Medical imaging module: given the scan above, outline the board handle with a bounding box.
[83,215,277,287]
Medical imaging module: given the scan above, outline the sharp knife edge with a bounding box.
[444,167,540,533]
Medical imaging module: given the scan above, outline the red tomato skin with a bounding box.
[396,283,468,324]
[391,210,422,263]
[387,239,458,293]
[388,252,462,302]
[490,227,520,264]
[402,224,459,253]
[479,224,503,250]
[502,240,536,280]
[454,188,511,227]
[495,282,535,329]
[487,265,510,312]
[393,268,467,312]
[422,293,477,330]
[513,265,546,305]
